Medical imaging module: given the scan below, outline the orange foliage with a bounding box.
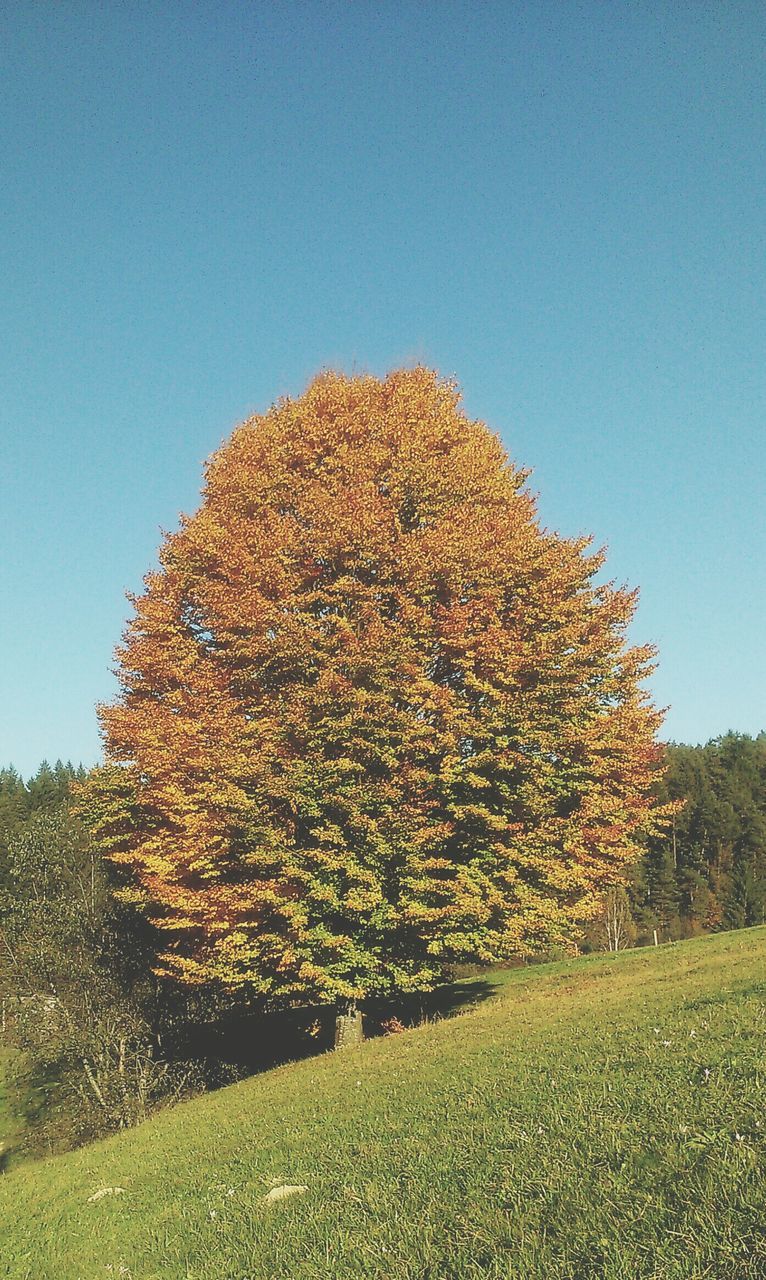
[96,369,668,1003]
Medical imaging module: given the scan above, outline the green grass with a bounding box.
[1,929,765,1279]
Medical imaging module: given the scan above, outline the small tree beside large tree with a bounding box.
[93,368,668,1043]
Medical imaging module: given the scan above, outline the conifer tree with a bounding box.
[96,369,667,1028]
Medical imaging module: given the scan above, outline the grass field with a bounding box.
[1,929,764,1279]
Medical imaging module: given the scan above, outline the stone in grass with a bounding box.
[263,1184,309,1204]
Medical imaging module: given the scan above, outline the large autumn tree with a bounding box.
[96,368,666,1023]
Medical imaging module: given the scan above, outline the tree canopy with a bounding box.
[95,368,667,1005]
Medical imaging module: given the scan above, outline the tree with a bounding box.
[0,762,85,918]
[637,733,766,941]
[96,368,667,1038]
[643,844,681,939]
[0,768,29,897]
[583,883,637,953]
[723,808,766,930]
[26,760,66,812]
[0,795,197,1152]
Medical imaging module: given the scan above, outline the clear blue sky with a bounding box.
[1,2,764,777]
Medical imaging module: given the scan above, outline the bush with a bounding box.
[0,805,200,1154]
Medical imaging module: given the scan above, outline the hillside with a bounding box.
[1,930,765,1280]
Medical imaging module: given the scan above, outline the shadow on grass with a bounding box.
[176,975,498,1082]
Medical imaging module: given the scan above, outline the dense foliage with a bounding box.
[0,760,84,884]
[95,368,666,1005]
[637,732,766,938]
[0,768,197,1153]
[582,732,766,950]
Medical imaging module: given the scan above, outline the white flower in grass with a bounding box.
[263,1184,309,1204]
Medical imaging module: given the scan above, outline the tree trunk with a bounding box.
[334,1001,364,1049]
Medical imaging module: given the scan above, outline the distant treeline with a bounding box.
[0,760,86,836]
[638,732,766,938]
[583,732,766,952]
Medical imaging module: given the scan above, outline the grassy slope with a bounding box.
[1,929,765,1280]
